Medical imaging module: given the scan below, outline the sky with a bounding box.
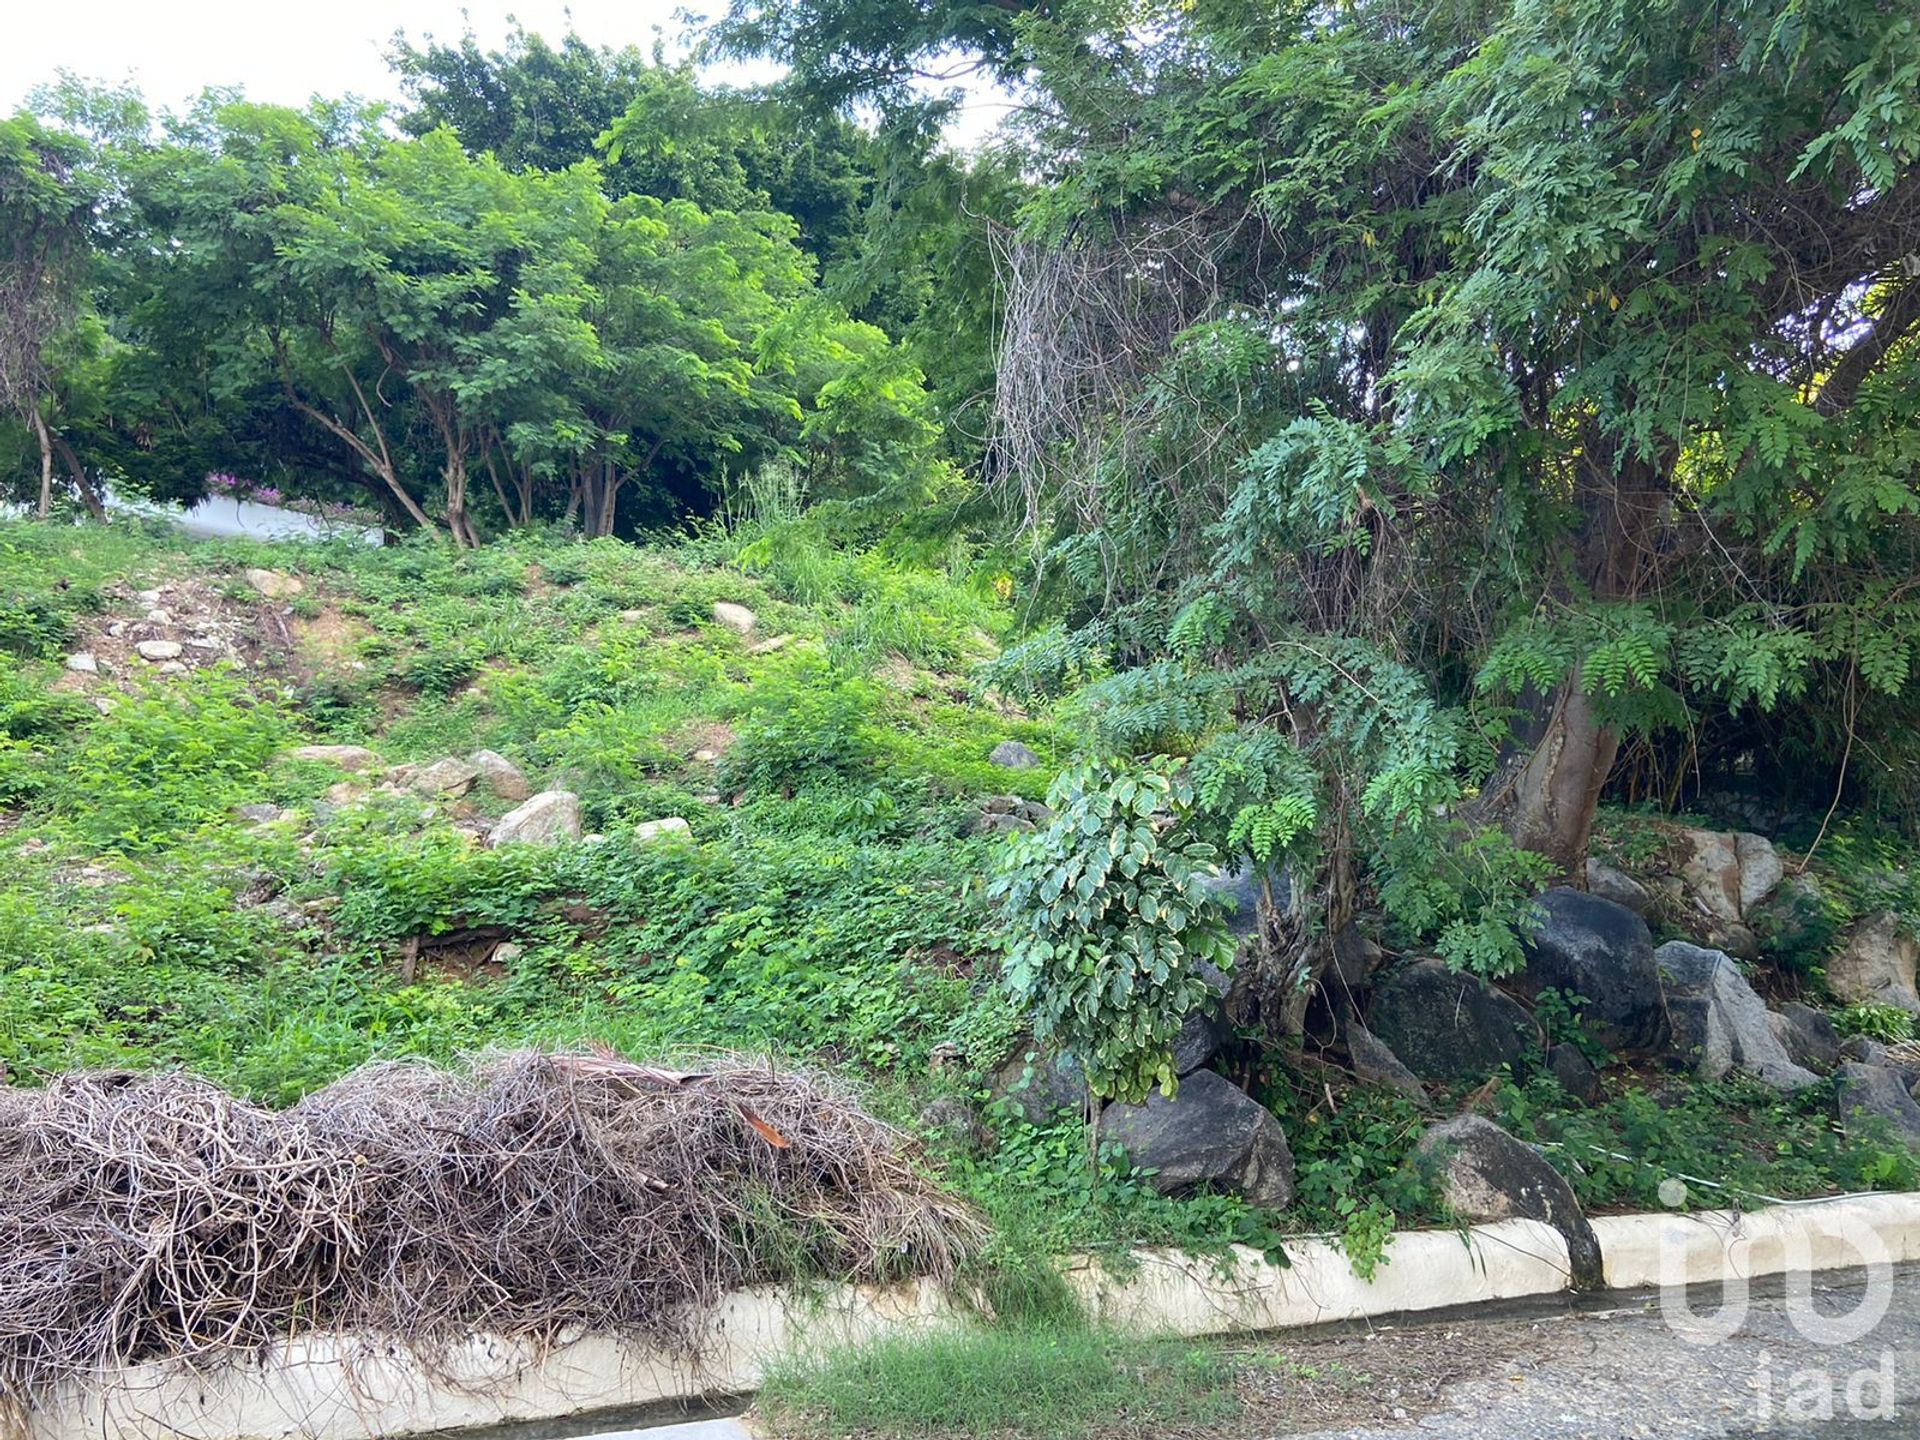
[0,0,761,115]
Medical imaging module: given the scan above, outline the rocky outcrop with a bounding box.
[1523,888,1668,1053]
[712,602,756,635]
[488,791,582,847]
[1546,1043,1602,1105]
[1826,912,1920,1015]
[1416,1115,1602,1289]
[467,750,532,801]
[1102,1069,1294,1207]
[1170,960,1233,1077]
[991,1045,1087,1124]
[1653,942,1819,1091]
[1584,859,1653,915]
[243,568,304,599]
[409,758,480,797]
[1368,960,1541,1084]
[1835,1062,1920,1149]
[974,795,1053,836]
[634,817,693,843]
[988,740,1039,769]
[1345,1021,1429,1103]
[1767,1002,1842,1075]
[288,744,383,772]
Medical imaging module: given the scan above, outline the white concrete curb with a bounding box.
[26,1194,1920,1440]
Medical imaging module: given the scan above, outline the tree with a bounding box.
[0,115,94,517]
[974,0,1920,1017]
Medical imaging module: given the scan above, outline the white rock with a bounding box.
[691,748,719,763]
[410,758,481,797]
[1827,912,1920,1014]
[145,608,173,624]
[245,568,305,599]
[712,601,756,635]
[133,589,160,607]
[155,661,189,675]
[187,637,222,651]
[135,640,183,662]
[747,634,794,655]
[489,791,582,847]
[635,816,693,844]
[289,744,383,772]
[64,652,98,674]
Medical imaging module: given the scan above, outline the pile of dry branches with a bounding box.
[0,1051,980,1407]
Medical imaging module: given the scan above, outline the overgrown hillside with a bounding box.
[4,518,1915,1283]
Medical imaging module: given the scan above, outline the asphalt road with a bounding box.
[1292,1266,1920,1440]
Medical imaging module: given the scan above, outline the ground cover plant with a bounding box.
[2,519,1912,1308]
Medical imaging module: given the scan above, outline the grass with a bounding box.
[756,1323,1242,1440]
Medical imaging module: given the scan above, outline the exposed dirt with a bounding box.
[55,574,335,694]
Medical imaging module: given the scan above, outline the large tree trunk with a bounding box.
[1504,444,1671,881]
[1508,671,1619,881]
[51,433,105,521]
[29,402,53,519]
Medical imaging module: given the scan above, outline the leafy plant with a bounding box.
[989,758,1234,1104]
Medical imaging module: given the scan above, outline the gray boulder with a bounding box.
[1199,860,1280,944]
[1346,1021,1429,1103]
[1654,942,1819,1091]
[1826,912,1920,1015]
[1584,859,1653,916]
[1768,1002,1842,1075]
[1839,1037,1920,1091]
[1170,960,1233,1076]
[1368,960,1542,1084]
[1102,1069,1294,1207]
[1835,1062,1920,1149]
[1416,1115,1602,1290]
[1331,923,1384,987]
[1523,888,1668,1053]
[988,740,1040,769]
[1546,1043,1603,1105]
[991,1045,1087,1124]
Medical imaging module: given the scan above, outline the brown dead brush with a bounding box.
[0,1050,981,1407]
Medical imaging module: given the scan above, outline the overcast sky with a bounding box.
[0,0,763,115]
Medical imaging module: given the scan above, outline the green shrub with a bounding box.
[719,664,880,795]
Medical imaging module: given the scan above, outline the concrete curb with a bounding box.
[29,1194,1920,1440]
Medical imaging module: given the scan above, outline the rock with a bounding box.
[324,780,365,805]
[488,790,583,847]
[134,640,183,662]
[410,757,481,797]
[1415,1116,1602,1289]
[1331,923,1384,987]
[466,750,531,801]
[1669,828,1779,957]
[1547,1043,1603,1105]
[145,608,172,624]
[1345,1021,1428,1103]
[64,652,98,674]
[1835,1062,1920,1149]
[1102,1069,1294,1208]
[635,816,693,843]
[155,660,189,675]
[1736,833,1786,913]
[919,1097,993,1158]
[1199,860,1274,944]
[1839,1037,1920,1091]
[991,1044,1087,1124]
[1747,872,1835,961]
[747,634,795,655]
[1368,960,1542,1084]
[989,740,1040,769]
[1523,887,1668,1053]
[712,601,756,635]
[1654,942,1819,1091]
[244,568,304,599]
[1768,1002,1842,1075]
[1171,959,1233,1077]
[1584,858,1652,915]
[1826,912,1920,1014]
[289,744,382,773]
[235,803,284,825]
